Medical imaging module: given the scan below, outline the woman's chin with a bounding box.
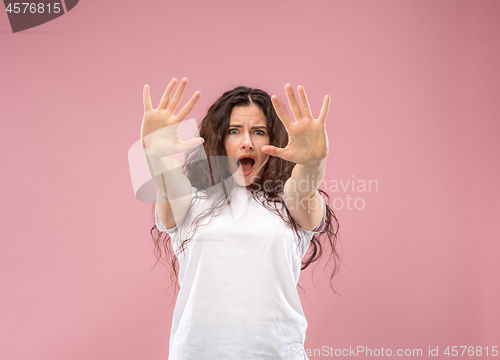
[232,172,255,187]
[234,176,251,187]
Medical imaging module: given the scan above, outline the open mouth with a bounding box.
[237,157,256,176]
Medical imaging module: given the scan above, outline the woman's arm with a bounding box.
[141,78,203,228]
[262,83,330,231]
[145,153,193,229]
[283,160,326,231]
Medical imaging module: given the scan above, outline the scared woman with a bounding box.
[141,78,342,360]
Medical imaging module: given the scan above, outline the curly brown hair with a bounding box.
[149,86,342,299]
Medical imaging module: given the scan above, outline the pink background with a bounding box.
[1,1,499,359]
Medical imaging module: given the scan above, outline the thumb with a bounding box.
[178,137,205,152]
[261,145,286,158]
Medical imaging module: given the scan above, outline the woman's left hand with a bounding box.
[261,84,330,166]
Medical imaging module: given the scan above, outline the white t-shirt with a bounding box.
[155,184,326,360]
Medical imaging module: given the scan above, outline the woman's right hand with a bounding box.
[141,78,203,159]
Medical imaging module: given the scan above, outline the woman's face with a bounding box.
[224,104,270,187]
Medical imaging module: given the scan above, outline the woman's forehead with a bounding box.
[229,104,267,125]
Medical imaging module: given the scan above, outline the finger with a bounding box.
[158,78,178,110]
[297,85,313,119]
[143,84,153,112]
[285,83,303,121]
[167,77,188,114]
[261,145,287,159]
[175,91,201,122]
[318,95,331,123]
[178,137,205,152]
[271,95,293,128]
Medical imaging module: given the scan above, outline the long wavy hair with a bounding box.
[149,86,342,299]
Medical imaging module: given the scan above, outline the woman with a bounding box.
[141,78,341,360]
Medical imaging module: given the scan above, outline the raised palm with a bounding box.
[261,84,330,166]
[141,78,203,160]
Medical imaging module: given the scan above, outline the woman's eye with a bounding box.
[254,130,265,135]
[228,129,238,134]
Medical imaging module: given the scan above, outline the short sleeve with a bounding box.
[277,190,327,235]
[155,206,178,234]
[302,195,327,236]
[154,186,198,235]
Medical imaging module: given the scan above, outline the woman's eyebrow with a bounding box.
[229,124,268,130]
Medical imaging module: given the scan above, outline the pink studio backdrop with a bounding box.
[1,1,499,359]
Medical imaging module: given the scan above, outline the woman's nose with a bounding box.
[241,133,253,150]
